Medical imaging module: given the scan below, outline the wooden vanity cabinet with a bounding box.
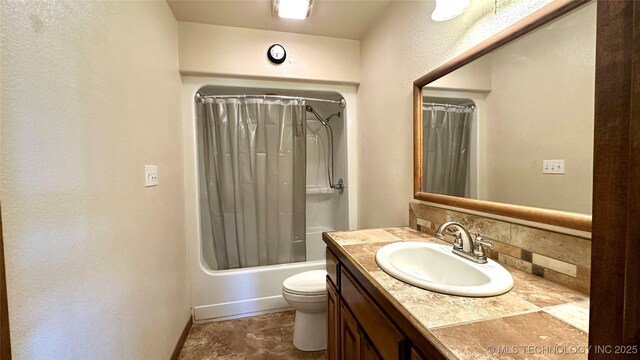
[362,337,383,360]
[339,301,385,360]
[411,348,427,360]
[339,302,361,359]
[326,249,412,360]
[327,278,340,360]
[326,249,341,359]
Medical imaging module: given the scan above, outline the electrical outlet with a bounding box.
[542,160,565,174]
[145,165,158,187]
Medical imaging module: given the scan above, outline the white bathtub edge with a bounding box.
[193,294,291,321]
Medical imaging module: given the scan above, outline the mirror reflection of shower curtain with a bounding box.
[199,98,306,270]
[423,107,471,197]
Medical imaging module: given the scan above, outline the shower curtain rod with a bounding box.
[195,93,346,107]
[423,102,475,110]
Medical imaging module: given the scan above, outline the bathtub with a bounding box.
[191,226,332,321]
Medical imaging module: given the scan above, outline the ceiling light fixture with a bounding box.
[273,0,314,20]
[431,0,470,22]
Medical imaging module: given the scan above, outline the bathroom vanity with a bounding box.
[324,228,589,360]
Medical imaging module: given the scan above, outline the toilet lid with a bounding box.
[283,270,327,295]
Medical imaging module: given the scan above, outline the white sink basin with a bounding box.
[375,242,513,297]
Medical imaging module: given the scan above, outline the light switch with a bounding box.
[145,165,158,187]
[542,160,565,174]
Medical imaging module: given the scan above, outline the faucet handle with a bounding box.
[473,233,493,247]
[473,234,492,260]
[452,232,463,250]
[442,228,464,250]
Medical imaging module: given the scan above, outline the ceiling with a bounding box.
[166,0,391,40]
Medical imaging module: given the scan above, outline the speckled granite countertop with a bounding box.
[324,227,590,360]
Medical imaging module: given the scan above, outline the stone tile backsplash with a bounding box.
[409,202,591,294]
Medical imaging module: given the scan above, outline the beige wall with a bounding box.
[483,2,595,214]
[357,0,556,228]
[178,22,360,84]
[1,1,189,358]
[427,56,492,92]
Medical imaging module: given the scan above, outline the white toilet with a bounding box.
[282,270,328,351]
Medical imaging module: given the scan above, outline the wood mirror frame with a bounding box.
[413,0,592,232]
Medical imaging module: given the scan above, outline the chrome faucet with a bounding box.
[435,221,493,264]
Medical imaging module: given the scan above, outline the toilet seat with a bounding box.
[282,270,326,296]
[282,291,327,304]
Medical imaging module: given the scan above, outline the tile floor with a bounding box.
[178,311,327,360]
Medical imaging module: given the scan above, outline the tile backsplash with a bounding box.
[409,202,591,294]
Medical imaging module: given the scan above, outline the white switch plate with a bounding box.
[543,159,565,174]
[145,165,158,187]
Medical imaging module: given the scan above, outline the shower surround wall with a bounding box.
[304,100,350,249]
[182,78,357,320]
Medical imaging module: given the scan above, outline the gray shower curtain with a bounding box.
[199,97,306,270]
[423,107,472,197]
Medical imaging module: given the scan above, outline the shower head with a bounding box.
[306,105,341,124]
[305,105,329,126]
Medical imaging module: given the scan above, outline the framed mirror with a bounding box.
[413,0,594,231]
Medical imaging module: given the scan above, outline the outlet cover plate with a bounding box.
[145,165,158,187]
[543,159,565,174]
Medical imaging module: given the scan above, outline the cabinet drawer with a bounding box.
[326,248,339,286]
[340,268,406,360]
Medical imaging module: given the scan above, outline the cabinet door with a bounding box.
[362,334,383,360]
[411,347,427,360]
[327,279,340,360]
[341,268,406,359]
[340,303,360,360]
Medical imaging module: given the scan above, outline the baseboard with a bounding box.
[193,294,289,321]
[170,315,193,360]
